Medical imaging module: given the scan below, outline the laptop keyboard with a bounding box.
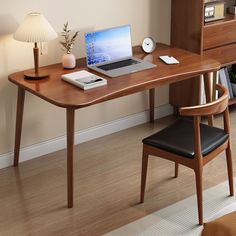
[98,59,140,71]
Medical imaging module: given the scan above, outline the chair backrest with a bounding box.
[178,84,230,160]
[179,84,229,117]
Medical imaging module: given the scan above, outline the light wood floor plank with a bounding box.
[0,109,236,236]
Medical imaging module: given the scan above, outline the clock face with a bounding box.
[142,37,156,53]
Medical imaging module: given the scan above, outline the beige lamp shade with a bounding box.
[13,12,57,79]
[13,12,57,42]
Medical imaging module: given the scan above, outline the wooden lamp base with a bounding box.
[24,71,49,80]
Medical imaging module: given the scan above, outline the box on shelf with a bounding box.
[204,1,225,22]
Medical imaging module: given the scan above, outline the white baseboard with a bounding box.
[0,104,173,169]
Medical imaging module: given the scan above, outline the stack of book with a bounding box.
[200,66,236,104]
[219,67,235,99]
[61,70,107,90]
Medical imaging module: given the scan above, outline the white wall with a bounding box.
[0,0,171,156]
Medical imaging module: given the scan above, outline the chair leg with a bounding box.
[226,146,234,196]
[195,167,203,225]
[174,162,179,178]
[140,148,149,203]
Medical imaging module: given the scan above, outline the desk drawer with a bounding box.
[203,20,236,50]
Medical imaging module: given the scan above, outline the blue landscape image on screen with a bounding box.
[85,25,132,65]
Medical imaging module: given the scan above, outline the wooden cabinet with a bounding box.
[170,0,236,107]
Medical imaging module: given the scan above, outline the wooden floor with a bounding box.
[1,107,236,236]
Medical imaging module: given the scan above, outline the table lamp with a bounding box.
[13,12,57,80]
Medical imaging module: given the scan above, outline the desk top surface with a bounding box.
[9,44,220,109]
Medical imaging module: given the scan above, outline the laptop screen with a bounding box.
[85,25,132,66]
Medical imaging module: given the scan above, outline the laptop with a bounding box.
[85,25,156,77]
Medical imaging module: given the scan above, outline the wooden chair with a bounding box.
[140,84,234,225]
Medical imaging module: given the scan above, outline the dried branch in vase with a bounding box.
[60,22,79,54]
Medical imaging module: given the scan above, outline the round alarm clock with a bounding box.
[142,37,156,53]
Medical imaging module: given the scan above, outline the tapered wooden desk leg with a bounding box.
[204,72,214,126]
[66,108,75,208]
[13,87,25,167]
[149,88,155,123]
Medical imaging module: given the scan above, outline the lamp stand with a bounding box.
[24,42,49,80]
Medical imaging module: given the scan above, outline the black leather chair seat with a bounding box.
[143,118,229,159]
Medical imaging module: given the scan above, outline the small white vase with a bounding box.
[62,53,76,69]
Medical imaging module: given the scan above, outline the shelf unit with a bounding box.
[170,0,236,107]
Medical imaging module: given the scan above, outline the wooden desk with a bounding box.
[8,44,220,208]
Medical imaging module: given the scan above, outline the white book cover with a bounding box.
[219,68,230,99]
[215,70,219,99]
[200,75,206,104]
[224,67,234,99]
[219,69,228,88]
[61,70,107,90]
